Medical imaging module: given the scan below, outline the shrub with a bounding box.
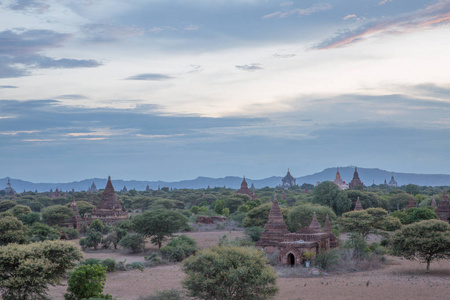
[81,258,102,266]
[126,262,145,271]
[0,216,27,245]
[244,226,264,242]
[65,264,110,300]
[59,227,79,240]
[183,246,279,300]
[144,253,162,267]
[315,249,340,271]
[101,258,117,273]
[139,289,181,300]
[161,235,197,262]
[119,233,145,253]
[0,241,83,300]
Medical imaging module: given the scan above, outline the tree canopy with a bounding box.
[287,203,336,232]
[182,245,279,300]
[391,220,450,272]
[132,209,188,249]
[0,240,83,299]
[0,216,27,246]
[312,181,351,215]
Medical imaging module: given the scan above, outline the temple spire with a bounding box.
[309,212,322,232]
[406,195,416,209]
[354,196,363,211]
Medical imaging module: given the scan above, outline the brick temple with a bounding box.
[349,167,364,189]
[436,191,450,223]
[258,195,338,266]
[236,177,256,199]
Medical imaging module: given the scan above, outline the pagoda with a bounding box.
[348,167,364,189]
[3,178,15,195]
[431,196,438,208]
[91,176,128,224]
[354,196,363,211]
[281,169,296,187]
[236,176,256,199]
[436,191,450,223]
[258,195,289,251]
[388,173,398,187]
[406,196,416,210]
[333,168,348,190]
[90,182,98,193]
[66,199,84,231]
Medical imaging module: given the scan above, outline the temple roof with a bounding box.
[406,195,416,209]
[309,212,322,232]
[354,196,363,211]
[97,176,122,210]
[263,194,288,232]
[323,214,332,233]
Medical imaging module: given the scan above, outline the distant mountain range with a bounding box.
[2,167,450,193]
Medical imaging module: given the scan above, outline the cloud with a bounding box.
[315,1,450,49]
[235,63,264,71]
[125,73,174,81]
[379,0,392,5]
[263,3,332,19]
[0,85,18,88]
[81,24,145,42]
[8,0,49,14]
[0,29,102,78]
[273,53,296,58]
[187,65,202,73]
[55,94,88,100]
[343,14,357,20]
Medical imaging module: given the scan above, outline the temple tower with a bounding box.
[282,169,296,187]
[349,167,364,189]
[258,194,289,252]
[406,196,416,210]
[436,191,450,223]
[309,212,322,232]
[354,196,363,211]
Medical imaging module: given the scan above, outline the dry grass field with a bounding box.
[48,230,450,300]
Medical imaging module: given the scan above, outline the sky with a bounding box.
[1,0,450,183]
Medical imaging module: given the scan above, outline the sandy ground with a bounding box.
[48,231,450,300]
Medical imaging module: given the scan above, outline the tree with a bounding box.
[132,209,188,249]
[391,220,450,272]
[118,233,145,253]
[65,264,111,300]
[90,219,104,233]
[66,201,95,216]
[0,200,16,213]
[0,216,27,245]
[242,203,289,228]
[41,205,74,226]
[346,190,387,210]
[17,211,41,226]
[161,235,197,262]
[0,240,83,300]
[287,203,336,232]
[11,205,32,217]
[312,181,351,215]
[28,222,60,242]
[338,208,401,239]
[182,246,279,300]
[405,184,421,196]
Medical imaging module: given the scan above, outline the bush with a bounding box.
[161,235,197,262]
[144,253,162,267]
[183,246,279,300]
[119,233,145,253]
[126,262,145,271]
[65,264,110,300]
[59,227,79,240]
[244,226,264,242]
[81,258,102,266]
[315,249,340,271]
[287,203,336,232]
[101,258,117,273]
[139,289,181,300]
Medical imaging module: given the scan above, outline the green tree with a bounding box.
[90,219,104,233]
[118,233,145,253]
[0,200,16,213]
[391,220,450,272]
[224,198,244,214]
[28,222,60,242]
[182,246,279,300]
[84,230,103,250]
[0,216,27,245]
[0,240,83,300]
[242,203,289,228]
[338,208,401,239]
[161,235,197,262]
[11,205,32,217]
[132,209,188,249]
[346,190,387,210]
[405,207,438,224]
[65,264,110,300]
[312,181,351,215]
[41,205,74,226]
[17,211,41,226]
[287,203,336,232]
[405,184,421,196]
[66,201,95,216]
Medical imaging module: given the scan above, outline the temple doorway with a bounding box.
[287,253,295,266]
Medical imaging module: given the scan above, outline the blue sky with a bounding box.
[1,0,450,182]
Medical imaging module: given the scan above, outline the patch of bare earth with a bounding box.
[48,231,450,300]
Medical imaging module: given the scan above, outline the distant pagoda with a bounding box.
[406,196,417,210]
[91,176,128,224]
[354,196,363,211]
[3,178,15,195]
[90,181,98,193]
[236,176,256,199]
[333,168,348,190]
[388,173,398,187]
[281,169,296,187]
[349,167,364,189]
